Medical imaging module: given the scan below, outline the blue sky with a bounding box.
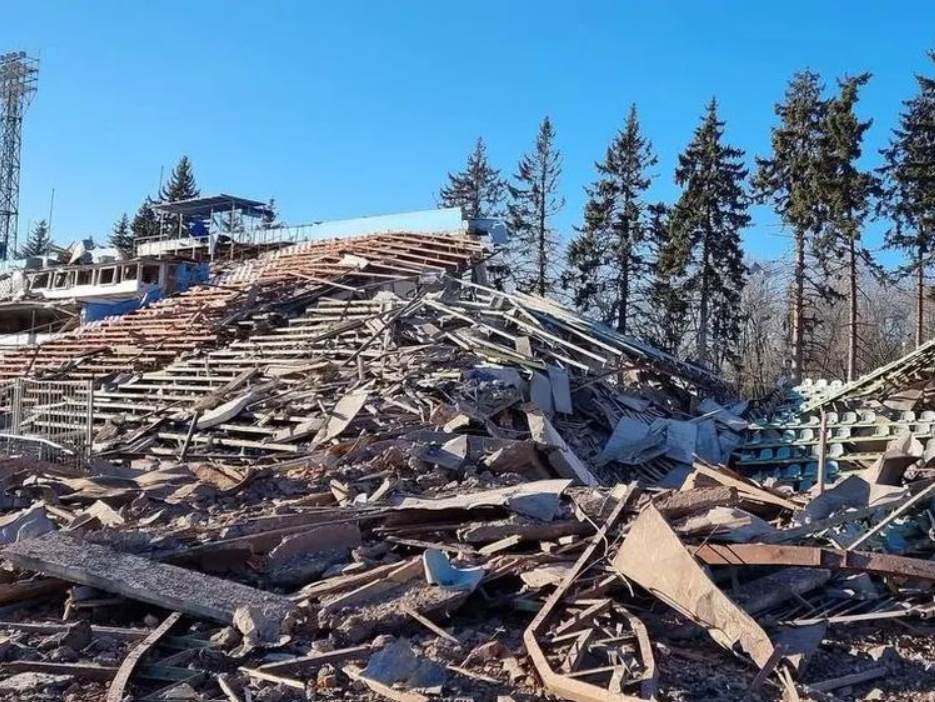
[5,2,935,265]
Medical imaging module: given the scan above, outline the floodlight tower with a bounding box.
[0,52,38,260]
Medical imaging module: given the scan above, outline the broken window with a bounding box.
[98,267,116,285]
[141,264,160,285]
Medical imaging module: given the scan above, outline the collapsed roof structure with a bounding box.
[0,223,931,702]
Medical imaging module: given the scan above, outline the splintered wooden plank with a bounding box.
[4,533,295,626]
[313,388,369,444]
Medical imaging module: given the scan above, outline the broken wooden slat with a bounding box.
[0,576,65,604]
[553,599,611,637]
[313,388,370,444]
[617,606,657,700]
[809,666,887,693]
[522,485,646,702]
[559,629,592,674]
[692,542,935,581]
[239,666,306,690]
[402,604,460,644]
[257,644,371,675]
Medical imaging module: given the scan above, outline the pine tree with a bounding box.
[131,196,160,244]
[642,203,689,353]
[564,105,657,333]
[160,155,199,203]
[506,117,564,295]
[564,227,604,314]
[669,99,751,368]
[110,213,134,257]
[754,71,836,381]
[879,54,935,348]
[262,198,279,228]
[816,74,881,380]
[438,138,506,219]
[19,219,51,258]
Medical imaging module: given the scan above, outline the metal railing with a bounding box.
[0,378,94,466]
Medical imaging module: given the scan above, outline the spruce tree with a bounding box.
[110,213,134,257]
[642,203,689,354]
[816,74,880,380]
[131,196,160,244]
[754,71,835,381]
[160,155,199,202]
[19,219,51,258]
[669,99,751,368]
[564,227,604,314]
[506,116,564,296]
[564,105,657,333]
[262,198,279,227]
[438,138,506,219]
[879,54,935,348]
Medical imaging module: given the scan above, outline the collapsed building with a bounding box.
[0,210,930,702]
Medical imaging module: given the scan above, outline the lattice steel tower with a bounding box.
[0,52,38,260]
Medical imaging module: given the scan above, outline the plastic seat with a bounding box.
[782,464,802,480]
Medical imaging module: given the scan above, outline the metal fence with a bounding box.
[0,378,93,466]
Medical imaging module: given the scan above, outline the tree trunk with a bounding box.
[537,166,547,297]
[698,231,710,365]
[847,232,858,381]
[916,242,925,348]
[617,221,630,334]
[790,229,805,383]
[619,261,630,335]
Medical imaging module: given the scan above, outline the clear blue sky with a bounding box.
[5,2,935,264]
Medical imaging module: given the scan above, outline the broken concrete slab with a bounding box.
[361,638,448,693]
[3,532,295,627]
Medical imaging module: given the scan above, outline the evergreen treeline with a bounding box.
[440,54,935,390]
[111,156,200,257]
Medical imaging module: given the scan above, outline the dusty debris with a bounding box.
[0,229,930,701]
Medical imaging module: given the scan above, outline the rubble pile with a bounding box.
[0,232,932,701]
